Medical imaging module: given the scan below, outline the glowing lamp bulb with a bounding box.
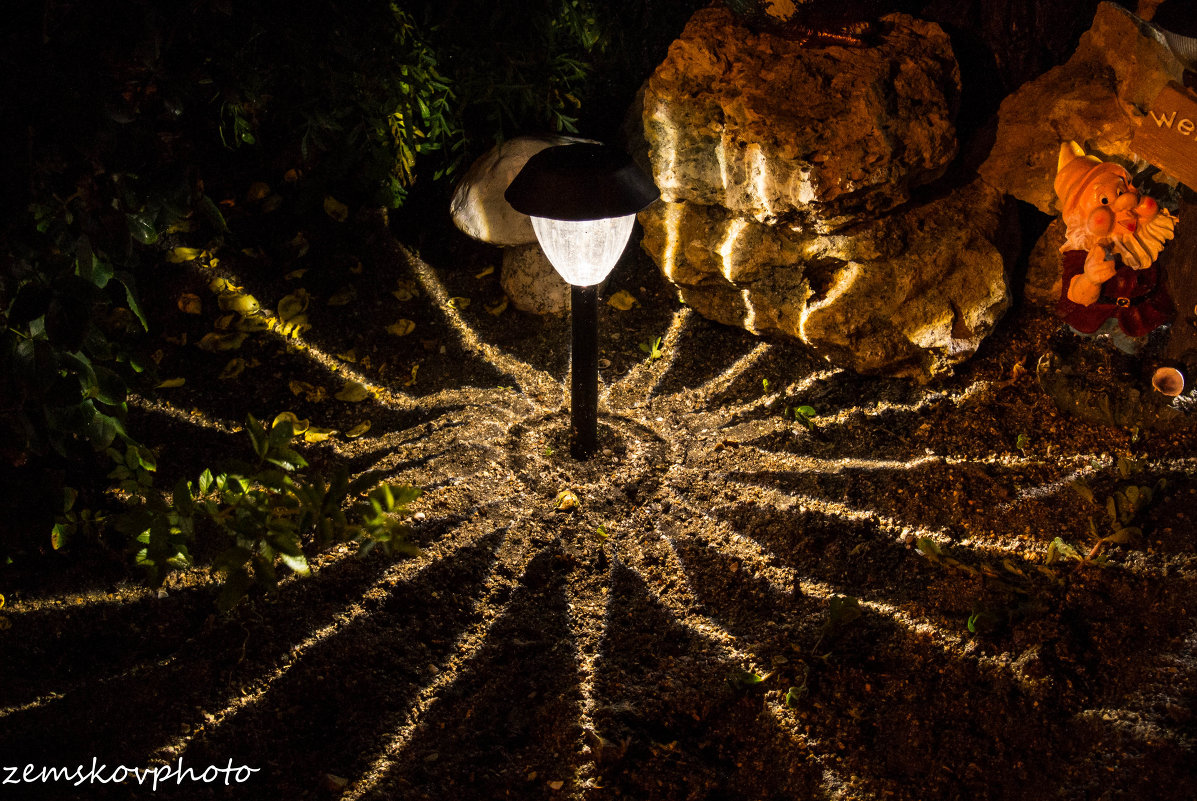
[529,214,638,287]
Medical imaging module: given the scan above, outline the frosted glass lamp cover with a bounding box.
[530,213,637,286]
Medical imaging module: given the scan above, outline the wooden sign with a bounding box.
[1132,82,1197,192]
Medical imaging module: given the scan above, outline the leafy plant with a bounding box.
[1067,456,1165,561]
[639,336,664,362]
[811,595,862,656]
[115,415,421,611]
[787,405,818,432]
[727,667,769,691]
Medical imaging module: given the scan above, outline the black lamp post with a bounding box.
[505,143,659,459]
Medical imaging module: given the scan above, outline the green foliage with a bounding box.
[639,336,664,362]
[783,683,807,708]
[116,416,422,611]
[810,595,862,656]
[727,668,768,691]
[786,405,818,431]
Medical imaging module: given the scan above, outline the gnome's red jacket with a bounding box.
[1056,249,1174,337]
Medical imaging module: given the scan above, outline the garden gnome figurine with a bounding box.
[1054,141,1176,352]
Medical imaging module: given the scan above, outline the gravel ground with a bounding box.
[1,204,1195,801]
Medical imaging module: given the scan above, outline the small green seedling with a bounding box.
[639,336,664,362]
[543,446,554,457]
[809,595,862,658]
[1015,433,1030,453]
[762,378,770,392]
[788,405,817,431]
[727,668,769,691]
[783,684,807,708]
[966,608,999,635]
[595,523,609,541]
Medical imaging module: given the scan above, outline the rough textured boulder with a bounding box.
[979,2,1186,214]
[638,6,1012,378]
[642,7,960,233]
[641,179,1014,378]
[501,245,570,315]
[450,135,590,246]
[1025,218,1067,307]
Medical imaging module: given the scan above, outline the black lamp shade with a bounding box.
[504,143,659,221]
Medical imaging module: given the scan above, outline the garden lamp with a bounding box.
[505,143,659,459]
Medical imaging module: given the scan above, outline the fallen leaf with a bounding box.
[262,195,283,213]
[548,781,564,791]
[289,232,309,258]
[448,296,470,310]
[156,378,186,389]
[236,314,272,333]
[167,247,205,264]
[288,380,327,403]
[217,292,260,314]
[246,182,271,202]
[392,281,419,301]
[349,260,364,275]
[271,411,310,433]
[164,333,187,346]
[486,297,508,316]
[404,364,419,387]
[327,285,357,306]
[177,293,202,314]
[607,290,638,311]
[208,276,242,294]
[214,313,236,330]
[284,268,308,281]
[346,421,371,438]
[278,289,310,321]
[323,195,349,223]
[274,315,310,338]
[336,349,358,363]
[303,427,336,443]
[283,168,301,183]
[218,358,246,380]
[335,381,371,402]
[474,265,495,279]
[197,332,247,352]
[555,489,579,511]
[387,319,416,336]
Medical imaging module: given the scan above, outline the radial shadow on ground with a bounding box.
[587,560,823,800]
[0,529,505,801]
[361,547,586,801]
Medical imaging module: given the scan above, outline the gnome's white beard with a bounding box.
[1109,208,1176,269]
[1062,207,1176,269]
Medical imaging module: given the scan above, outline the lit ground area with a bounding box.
[2,214,1196,801]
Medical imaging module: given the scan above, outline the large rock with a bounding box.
[501,245,570,315]
[1025,218,1066,308]
[642,7,960,233]
[640,179,1014,378]
[979,2,1186,214]
[450,135,590,246]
